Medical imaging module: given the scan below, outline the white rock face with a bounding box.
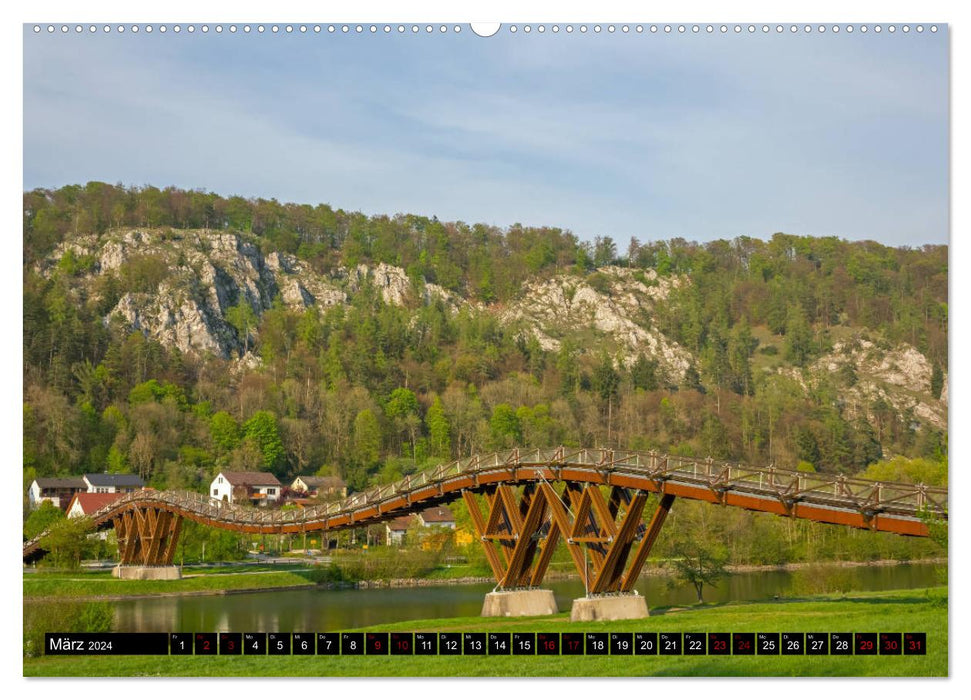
[111,290,228,357]
[501,267,693,381]
[37,228,948,435]
[39,228,457,359]
[343,262,459,309]
[805,338,947,431]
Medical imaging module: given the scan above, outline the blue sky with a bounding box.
[23,25,948,246]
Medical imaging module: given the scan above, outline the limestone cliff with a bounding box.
[36,227,947,435]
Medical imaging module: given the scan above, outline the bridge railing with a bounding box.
[48,447,946,541]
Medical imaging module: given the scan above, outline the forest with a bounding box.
[23,183,948,515]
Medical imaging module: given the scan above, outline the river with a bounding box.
[109,562,942,632]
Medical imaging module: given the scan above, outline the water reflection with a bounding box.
[109,563,941,633]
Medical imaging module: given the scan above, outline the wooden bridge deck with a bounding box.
[23,448,947,563]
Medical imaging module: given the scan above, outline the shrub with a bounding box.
[23,601,113,658]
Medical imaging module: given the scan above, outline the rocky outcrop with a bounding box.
[37,228,947,436]
[794,338,947,431]
[501,267,692,381]
[344,262,460,309]
[39,228,457,359]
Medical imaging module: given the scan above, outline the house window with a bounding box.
[267,488,276,495]
[212,489,218,496]
[218,477,224,484]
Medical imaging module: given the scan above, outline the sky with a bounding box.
[23,24,949,246]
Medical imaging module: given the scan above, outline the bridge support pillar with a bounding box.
[112,565,182,580]
[570,594,649,622]
[481,589,558,617]
[113,506,183,567]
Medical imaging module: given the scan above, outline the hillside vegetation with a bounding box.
[24,183,947,505]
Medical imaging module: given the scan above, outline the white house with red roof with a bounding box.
[417,505,456,529]
[385,506,456,545]
[385,514,415,546]
[66,492,122,519]
[210,471,282,505]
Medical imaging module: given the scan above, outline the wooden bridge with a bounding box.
[23,448,947,595]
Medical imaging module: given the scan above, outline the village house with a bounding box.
[210,471,282,505]
[83,473,145,494]
[385,506,457,546]
[417,505,456,529]
[290,475,347,499]
[66,492,122,519]
[65,492,122,541]
[385,514,414,546]
[27,477,87,510]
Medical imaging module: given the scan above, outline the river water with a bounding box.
[109,562,941,632]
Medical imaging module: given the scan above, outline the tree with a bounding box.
[210,411,241,454]
[593,353,620,444]
[630,353,659,391]
[862,456,947,487]
[25,501,65,539]
[664,501,729,603]
[668,538,729,603]
[351,409,382,471]
[593,353,620,402]
[795,426,820,466]
[930,363,944,399]
[128,431,158,481]
[728,323,756,395]
[784,304,813,366]
[226,302,258,355]
[593,235,617,267]
[386,388,420,457]
[40,516,95,569]
[701,325,731,394]
[426,395,451,458]
[489,404,521,448]
[242,411,286,472]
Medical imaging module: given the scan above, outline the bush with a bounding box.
[304,563,345,584]
[118,254,168,294]
[39,516,97,569]
[330,548,441,582]
[585,272,612,296]
[23,601,113,658]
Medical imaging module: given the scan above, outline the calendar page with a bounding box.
[20,4,950,686]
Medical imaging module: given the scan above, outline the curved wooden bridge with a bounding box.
[23,448,947,594]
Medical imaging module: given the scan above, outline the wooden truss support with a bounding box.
[463,482,676,594]
[620,493,675,592]
[113,506,183,566]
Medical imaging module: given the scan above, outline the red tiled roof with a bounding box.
[67,492,122,515]
[219,471,282,487]
[420,506,455,523]
[387,515,416,531]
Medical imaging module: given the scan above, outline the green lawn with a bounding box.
[23,587,947,677]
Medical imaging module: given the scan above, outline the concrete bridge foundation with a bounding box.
[570,594,649,622]
[112,565,182,580]
[481,588,558,617]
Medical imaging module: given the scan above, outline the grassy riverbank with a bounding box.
[23,587,947,677]
[25,557,945,600]
[23,566,328,599]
